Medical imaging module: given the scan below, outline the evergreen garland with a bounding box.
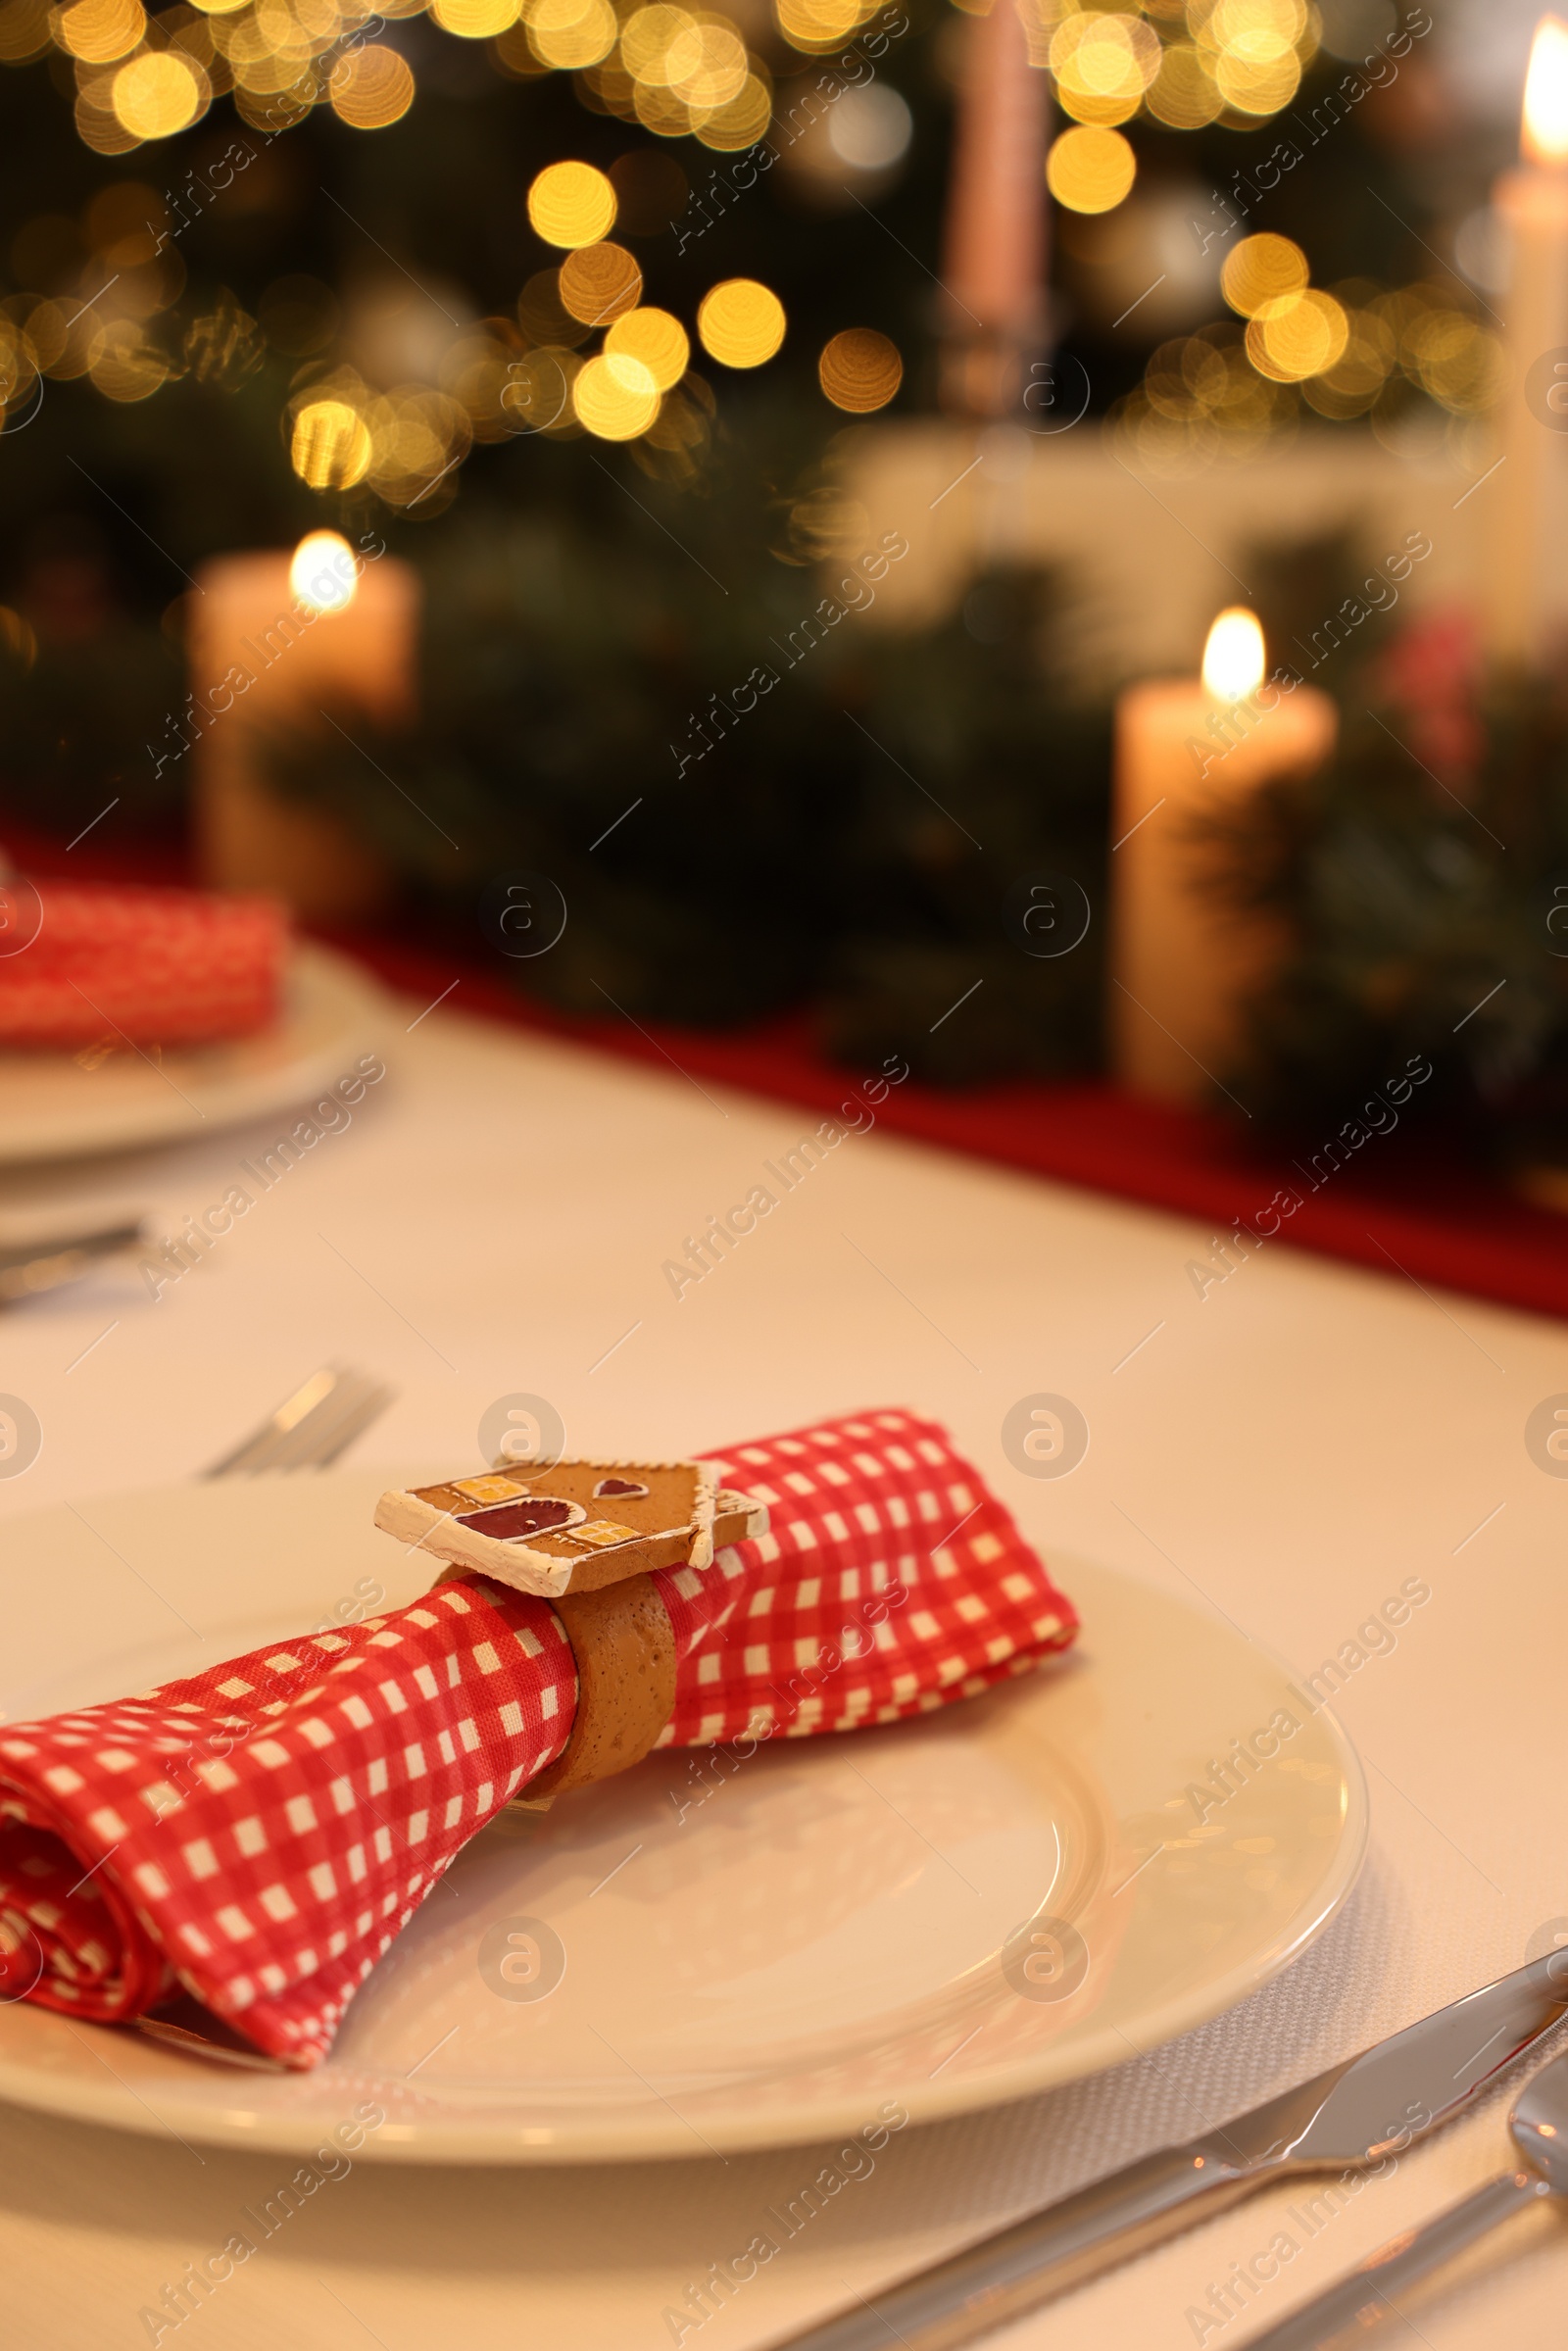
[251,420,1112,1074]
[1209,629,1568,1154]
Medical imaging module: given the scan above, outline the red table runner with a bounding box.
[3,822,1562,1324]
[341,934,1568,1329]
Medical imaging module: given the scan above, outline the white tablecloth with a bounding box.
[3,991,1565,2350]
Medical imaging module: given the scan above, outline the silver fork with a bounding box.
[200,1363,396,1477]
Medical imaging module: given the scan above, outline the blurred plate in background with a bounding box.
[0,945,388,1165]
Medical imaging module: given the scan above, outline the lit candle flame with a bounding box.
[1523,14,1568,165]
[290,530,359,614]
[1201,607,1265,704]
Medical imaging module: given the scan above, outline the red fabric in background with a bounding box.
[0,880,284,1048]
[5,822,1565,1322]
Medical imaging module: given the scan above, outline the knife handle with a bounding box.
[1240,2170,1553,2350]
[769,2139,1253,2351]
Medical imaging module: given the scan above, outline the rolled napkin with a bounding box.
[0,879,285,1050]
[0,1409,1077,2065]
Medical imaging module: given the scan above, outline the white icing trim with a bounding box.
[713,1486,770,1540]
[688,1459,718,1572]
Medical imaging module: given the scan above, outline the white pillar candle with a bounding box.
[1486,14,1568,667]
[1110,610,1338,1104]
[187,531,420,924]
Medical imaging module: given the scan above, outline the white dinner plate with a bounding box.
[0,944,387,1164]
[0,1470,1366,2164]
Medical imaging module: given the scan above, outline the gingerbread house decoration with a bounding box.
[373,1456,767,1599]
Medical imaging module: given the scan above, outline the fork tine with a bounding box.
[202,1365,395,1479]
[272,1376,395,1473]
[262,1372,370,1475]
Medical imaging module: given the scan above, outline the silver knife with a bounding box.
[0,1219,146,1305]
[769,1952,1568,2351]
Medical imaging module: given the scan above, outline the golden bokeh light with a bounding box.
[1145,41,1223,128]
[363,384,471,507]
[441,321,524,442]
[1186,0,1311,122]
[290,529,359,612]
[695,70,771,149]
[1207,0,1306,61]
[1046,125,1135,214]
[0,317,40,416]
[620,2,691,80]
[1214,46,1300,111]
[13,299,65,375]
[329,45,416,127]
[1202,607,1265,703]
[1050,11,1159,126]
[633,77,694,135]
[184,0,248,15]
[495,10,553,67]
[519,267,592,348]
[1111,329,1298,476]
[559,239,643,324]
[1246,287,1348,380]
[672,15,747,107]
[639,372,711,462]
[0,0,53,56]
[52,0,145,64]
[112,49,205,138]
[431,0,518,34]
[1301,305,1395,419]
[696,276,785,367]
[290,398,373,490]
[1220,231,1308,318]
[605,305,689,391]
[573,349,661,439]
[524,0,615,69]
[24,298,102,380]
[817,326,902,413]
[504,344,583,433]
[774,0,869,54]
[527,160,616,248]
[233,79,315,130]
[1402,309,1504,414]
[75,88,141,153]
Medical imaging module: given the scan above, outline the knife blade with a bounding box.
[769,1952,1568,2351]
[0,1219,146,1305]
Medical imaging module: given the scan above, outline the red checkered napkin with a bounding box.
[0,1409,1076,2066]
[0,880,286,1049]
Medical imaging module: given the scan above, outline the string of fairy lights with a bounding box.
[1109,231,1504,474]
[0,0,1494,508]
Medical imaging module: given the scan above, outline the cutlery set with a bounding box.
[774,1952,1568,2351]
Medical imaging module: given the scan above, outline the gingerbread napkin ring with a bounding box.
[508,1575,676,1810]
[374,1458,770,1811]
[374,1456,767,1599]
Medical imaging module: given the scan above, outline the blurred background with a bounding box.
[2,0,1567,1165]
